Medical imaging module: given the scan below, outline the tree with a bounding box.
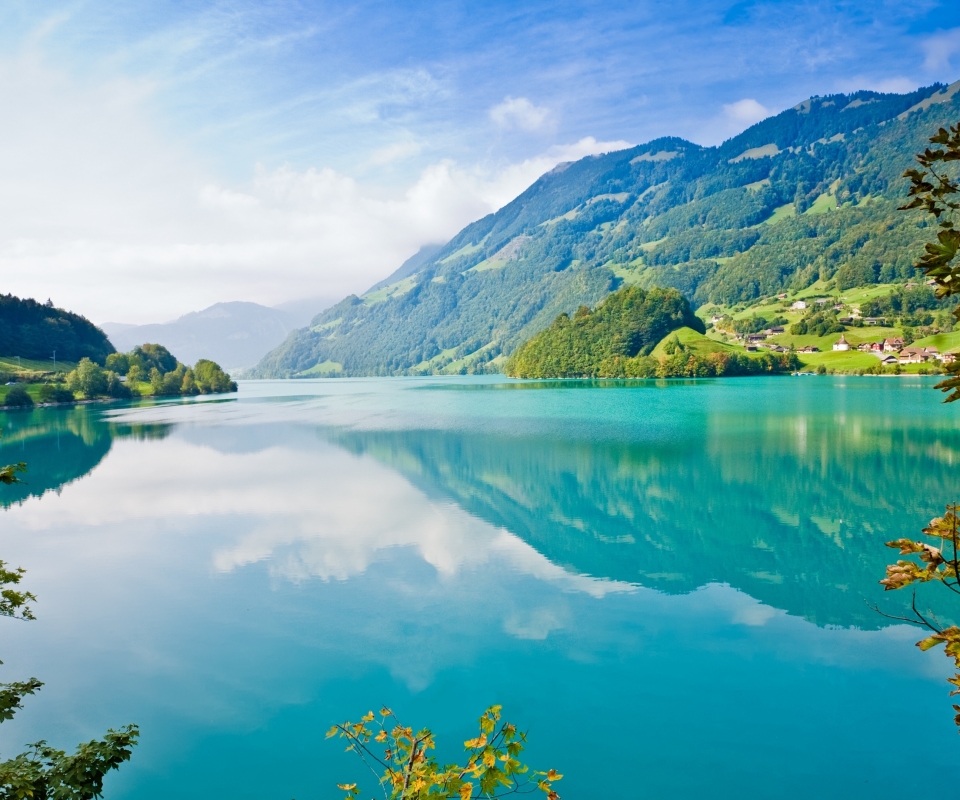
[877,506,960,727]
[328,705,562,800]
[901,122,960,401]
[0,463,138,798]
[67,359,108,398]
[4,387,33,408]
[885,122,960,729]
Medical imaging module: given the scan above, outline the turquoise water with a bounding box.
[0,376,958,798]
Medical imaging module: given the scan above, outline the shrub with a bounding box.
[38,384,75,404]
[4,386,33,407]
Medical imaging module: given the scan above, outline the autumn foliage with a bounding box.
[328,705,562,800]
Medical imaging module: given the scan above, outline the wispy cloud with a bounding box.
[723,98,770,125]
[489,96,552,132]
[922,27,960,72]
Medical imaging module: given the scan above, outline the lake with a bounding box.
[1,376,958,798]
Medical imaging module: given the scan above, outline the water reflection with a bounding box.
[2,379,958,800]
[0,405,170,507]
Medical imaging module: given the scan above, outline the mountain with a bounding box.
[103,301,299,370]
[271,295,340,328]
[253,80,960,378]
[0,294,114,365]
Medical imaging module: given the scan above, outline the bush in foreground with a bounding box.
[4,386,33,407]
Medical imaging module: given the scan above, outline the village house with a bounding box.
[797,345,819,353]
[790,300,807,310]
[746,333,767,344]
[899,349,925,364]
[832,334,851,351]
[864,317,885,326]
[880,355,899,365]
[883,337,904,352]
[941,353,957,364]
[763,326,785,335]
[777,293,787,300]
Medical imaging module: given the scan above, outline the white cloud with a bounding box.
[8,428,635,603]
[922,28,960,72]
[489,96,552,132]
[723,98,770,125]
[0,49,629,324]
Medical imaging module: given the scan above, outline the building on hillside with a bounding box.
[941,352,957,364]
[777,293,787,300]
[746,333,767,343]
[884,337,904,352]
[791,300,807,310]
[763,326,785,335]
[857,343,875,353]
[864,317,886,326]
[797,345,819,353]
[832,334,851,351]
[815,298,830,306]
[899,349,925,364]
[880,355,899,365]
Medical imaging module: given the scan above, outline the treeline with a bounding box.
[0,294,114,363]
[3,343,236,407]
[588,349,800,379]
[505,286,704,378]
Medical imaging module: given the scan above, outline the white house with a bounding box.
[832,334,851,351]
[791,300,807,311]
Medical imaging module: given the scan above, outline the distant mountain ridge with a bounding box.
[104,302,300,370]
[253,79,959,378]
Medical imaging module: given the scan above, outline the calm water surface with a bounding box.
[1,376,958,798]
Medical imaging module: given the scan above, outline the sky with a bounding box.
[2,0,960,324]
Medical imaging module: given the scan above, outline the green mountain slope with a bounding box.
[254,80,960,377]
[0,294,115,365]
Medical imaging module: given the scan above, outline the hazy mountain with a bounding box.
[271,295,341,328]
[103,301,298,370]
[252,79,960,378]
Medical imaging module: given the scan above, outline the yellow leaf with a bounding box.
[459,783,473,800]
[375,730,388,742]
[464,734,487,749]
[336,784,356,791]
[380,707,392,717]
[545,770,563,781]
[362,711,375,722]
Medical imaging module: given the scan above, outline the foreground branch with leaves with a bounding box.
[901,122,960,401]
[0,463,138,798]
[877,505,960,727]
[327,705,562,800]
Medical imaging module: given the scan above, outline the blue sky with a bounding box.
[2,0,960,322]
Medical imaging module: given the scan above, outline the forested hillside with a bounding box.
[254,80,960,377]
[0,294,114,364]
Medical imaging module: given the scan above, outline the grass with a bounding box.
[761,203,796,225]
[652,327,744,357]
[439,240,485,264]
[609,263,644,286]
[0,356,77,374]
[310,317,342,333]
[0,384,48,404]
[796,350,884,370]
[362,275,418,305]
[539,210,579,227]
[469,258,508,272]
[912,330,960,351]
[298,360,343,376]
